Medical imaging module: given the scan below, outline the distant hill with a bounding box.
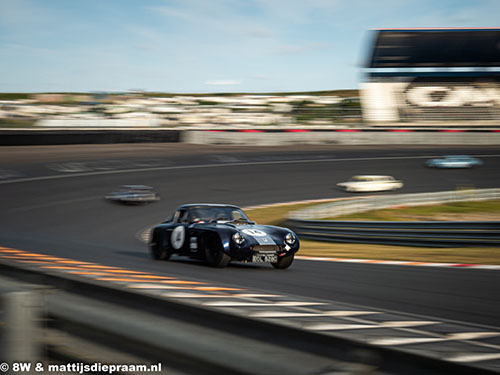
[0,89,359,101]
[143,89,359,98]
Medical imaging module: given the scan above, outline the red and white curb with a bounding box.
[295,255,500,270]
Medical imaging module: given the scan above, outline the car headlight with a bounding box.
[285,232,296,245]
[232,232,245,245]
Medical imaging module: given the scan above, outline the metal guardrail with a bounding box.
[289,188,500,220]
[287,188,500,247]
[0,261,495,375]
[287,219,500,247]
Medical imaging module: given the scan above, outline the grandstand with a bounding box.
[361,28,500,124]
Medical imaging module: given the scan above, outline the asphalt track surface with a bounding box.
[0,144,499,328]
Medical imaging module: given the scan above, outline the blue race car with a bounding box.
[150,204,299,269]
[426,155,483,168]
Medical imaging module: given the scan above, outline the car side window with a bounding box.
[172,210,185,223]
[178,210,189,224]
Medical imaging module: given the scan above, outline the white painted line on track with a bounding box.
[448,353,500,363]
[250,312,329,318]
[368,260,412,265]
[295,256,500,270]
[450,332,500,340]
[232,293,283,298]
[324,310,382,317]
[160,292,282,299]
[371,332,500,346]
[371,337,446,345]
[127,283,192,289]
[250,310,381,318]
[10,196,101,213]
[162,293,237,298]
[469,265,500,270]
[380,321,440,328]
[328,258,373,263]
[307,321,439,331]
[203,301,325,307]
[307,323,375,331]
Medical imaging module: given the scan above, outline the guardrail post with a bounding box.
[1,290,42,364]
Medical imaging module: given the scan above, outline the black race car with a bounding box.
[150,204,299,269]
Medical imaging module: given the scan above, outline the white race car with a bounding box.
[337,175,403,193]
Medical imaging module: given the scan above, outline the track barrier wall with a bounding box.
[2,128,500,146]
[1,264,495,375]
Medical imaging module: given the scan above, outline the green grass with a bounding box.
[0,93,31,100]
[0,118,37,128]
[197,101,220,106]
[244,200,500,264]
[329,200,500,221]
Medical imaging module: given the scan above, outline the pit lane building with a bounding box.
[361,28,500,124]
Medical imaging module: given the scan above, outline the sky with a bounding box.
[0,0,498,93]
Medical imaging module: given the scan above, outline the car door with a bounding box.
[186,209,203,256]
[170,209,189,254]
[373,178,385,191]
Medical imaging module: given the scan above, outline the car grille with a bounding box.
[253,245,280,253]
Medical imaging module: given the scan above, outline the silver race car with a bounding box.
[105,185,160,204]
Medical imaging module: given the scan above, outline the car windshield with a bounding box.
[187,206,250,223]
[351,176,376,182]
[349,176,392,182]
[120,185,152,192]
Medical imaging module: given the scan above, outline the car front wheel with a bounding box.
[272,253,294,269]
[204,236,230,268]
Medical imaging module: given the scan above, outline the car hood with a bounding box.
[429,158,447,163]
[214,223,290,243]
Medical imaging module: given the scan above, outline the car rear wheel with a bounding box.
[150,234,171,260]
[272,253,294,269]
[204,236,230,268]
